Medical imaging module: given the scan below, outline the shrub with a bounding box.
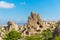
[24,35,45,40]
[42,29,53,40]
[54,36,60,40]
[3,30,21,40]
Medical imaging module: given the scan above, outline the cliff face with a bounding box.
[20,12,52,36]
[28,12,43,29]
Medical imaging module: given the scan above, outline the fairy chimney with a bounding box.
[7,21,18,31]
[20,12,45,36]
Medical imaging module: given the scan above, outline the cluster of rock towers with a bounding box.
[1,12,56,36]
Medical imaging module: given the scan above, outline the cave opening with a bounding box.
[37,22,40,25]
[39,25,43,28]
[26,31,29,35]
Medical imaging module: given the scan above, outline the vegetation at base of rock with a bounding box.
[42,29,53,40]
[24,29,53,40]
[3,26,60,40]
[53,36,60,40]
[3,30,21,40]
[24,35,44,40]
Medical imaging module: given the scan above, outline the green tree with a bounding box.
[3,30,21,40]
[42,29,53,40]
[54,36,60,40]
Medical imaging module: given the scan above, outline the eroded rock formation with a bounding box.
[1,12,55,36]
[53,21,60,37]
[7,21,18,31]
[20,12,53,36]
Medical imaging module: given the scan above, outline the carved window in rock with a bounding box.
[27,27,30,29]
[37,22,40,25]
[39,25,43,28]
[26,31,29,35]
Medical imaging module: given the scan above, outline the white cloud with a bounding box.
[20,2,26,5]
[0,1,15,8]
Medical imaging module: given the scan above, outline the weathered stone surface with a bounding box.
[53,24,60,37]
[52,20,60,38]
[7,21,18,31]
[20,12,56,36]
[20,12,47,36]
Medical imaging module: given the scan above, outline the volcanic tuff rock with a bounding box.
[7,21,18,31]
[20,12,52,36]
[0,12,56,37]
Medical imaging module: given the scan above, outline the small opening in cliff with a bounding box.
[26,31,29,35]
[37,22,39,25]
[27,27,30,29]
[39,25,43,28]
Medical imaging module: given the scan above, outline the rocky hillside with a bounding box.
[19,12,55,36]
[0,12,56,37]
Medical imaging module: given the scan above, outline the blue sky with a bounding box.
[0,0,60,24]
